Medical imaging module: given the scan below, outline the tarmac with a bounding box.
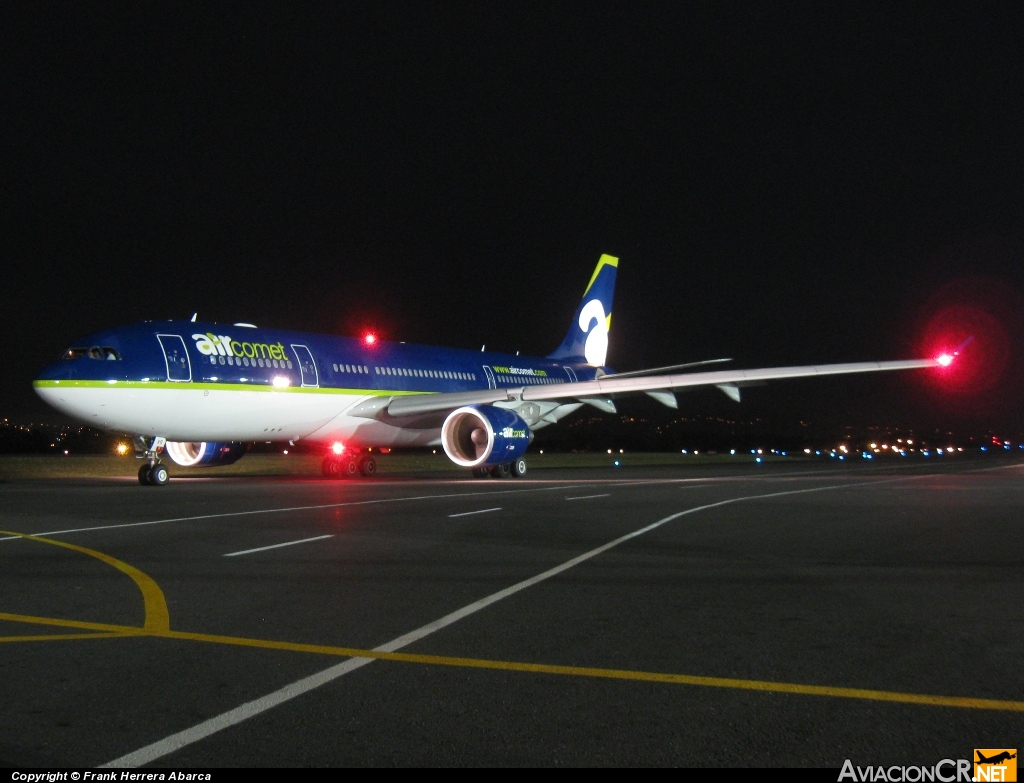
[1,458,1022,766]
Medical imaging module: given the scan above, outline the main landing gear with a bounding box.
[136,436,170,486]
[322,449,377,479]
[472,457,527,479]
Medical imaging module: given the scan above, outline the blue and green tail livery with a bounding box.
[548,253,618,366]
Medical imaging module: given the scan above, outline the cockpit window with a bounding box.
[64,346,120,360]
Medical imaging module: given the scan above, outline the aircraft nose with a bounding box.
[34,358,70,383]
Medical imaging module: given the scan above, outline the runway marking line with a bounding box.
[565,493,610,500]
[0,463,934,543]
[448,507,501,518]
[224,534,334,557]
[0,632,127,643]
[3,465,1021,765]
[1,609,1022,714]
[0,529,169,633]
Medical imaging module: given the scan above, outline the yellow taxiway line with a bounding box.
[1,609,1022,713]
[3,526,1023,714]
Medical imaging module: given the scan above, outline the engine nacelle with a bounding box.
[441,406,531,468]
[164,441,248,467]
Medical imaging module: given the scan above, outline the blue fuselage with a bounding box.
[34,321,602,445]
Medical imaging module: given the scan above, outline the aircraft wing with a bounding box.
[377,357,941,418]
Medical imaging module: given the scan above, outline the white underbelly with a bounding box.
[35,384,365,442]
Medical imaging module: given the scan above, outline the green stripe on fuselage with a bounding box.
[32,380,429,397]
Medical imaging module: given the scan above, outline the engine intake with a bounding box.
[441,406,531,468]
[164,441,248,467]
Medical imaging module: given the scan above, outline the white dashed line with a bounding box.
[448,507,501,518]
[565,494,610,501]
[223,535,334,557]
[103,475,916,769]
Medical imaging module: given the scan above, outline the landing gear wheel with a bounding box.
[344,458,360,478]
[138,464,152,485]
[510,457,527,478]
[471,467,490,478]
[491,463,511,478]
[322,456,342,477]
[359,456,377,477]
[149,464,169,486]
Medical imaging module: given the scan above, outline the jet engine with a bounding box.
[441,406,531,468]
[164,441,248,467]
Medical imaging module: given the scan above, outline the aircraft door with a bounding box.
[563,366,579,382]
[157,335,192,382]
[291,344,319,387]
[482,366,496,389]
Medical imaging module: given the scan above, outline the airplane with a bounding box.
[977,752,1017,765]
[33,254,953,485]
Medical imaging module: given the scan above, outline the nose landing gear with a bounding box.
[136,436,169,486]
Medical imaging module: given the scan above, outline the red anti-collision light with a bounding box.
[363,333,377,346]
[936,353,954,367]
[331,442,345,455]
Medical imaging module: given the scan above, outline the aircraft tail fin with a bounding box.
[548,254,618,366]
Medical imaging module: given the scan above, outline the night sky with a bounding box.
[4,5,1024,435]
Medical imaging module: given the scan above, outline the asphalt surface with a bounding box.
[0,458,1022,767]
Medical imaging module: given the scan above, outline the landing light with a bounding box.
[331,442,345,455]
